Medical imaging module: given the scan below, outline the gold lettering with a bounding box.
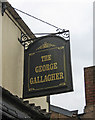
[29,72,64,85]
[35,66,38,73]
[51,73,56,80]
[48,55,51,61]
[42,65,46,71]
[41,54,51,62]
[50,63,53,70]
[34,77,37,84]
[35,62,58,73]
[37,76,40,83]
[40,76,43,82]
[45,64,50,71]
[56,73,59,80]
[39,66,42,72]
[60,72,64,79]
[41,56,44,62]
[30,77,33,84]
[48,74,51,81]
[54,62,57,69]
[44,75,47,82]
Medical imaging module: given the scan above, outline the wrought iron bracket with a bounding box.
[18,30,70,49]
[18,32,34,49]
[52,29,70,40]
[35,29,70,40]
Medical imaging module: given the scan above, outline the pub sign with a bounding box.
[23,35,73,98]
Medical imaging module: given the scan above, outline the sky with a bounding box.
[8,0,93,114]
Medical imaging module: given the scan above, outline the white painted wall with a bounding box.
[2,11,24,97]
[25,97,49,112]
[0,6,49,112]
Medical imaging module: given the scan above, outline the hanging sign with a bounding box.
[23,35,73,98]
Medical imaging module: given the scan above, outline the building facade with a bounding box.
[50,66,95,119]
[0,1,50,119]
[83,66,95,118]
[77,66,95,118]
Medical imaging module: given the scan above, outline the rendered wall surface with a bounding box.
[25,97,49,112]
[2,11,24,97]
[1,6,48,112]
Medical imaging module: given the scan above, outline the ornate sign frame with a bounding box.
[23,35,73,98]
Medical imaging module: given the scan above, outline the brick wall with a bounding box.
[50,111,69,119]
[84,66,95,106]
[50,66,95,119]
[50,111,78,119]
[82,66,95,118]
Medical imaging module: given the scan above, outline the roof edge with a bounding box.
[1,1,36,39]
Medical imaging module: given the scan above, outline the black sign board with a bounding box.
[23,35,73,98]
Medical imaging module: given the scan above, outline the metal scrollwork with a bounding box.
[36,42,56,51]
[21,33,28,41]
[18,32,33,49]
[56,29,70,40]
[18,29,70,49]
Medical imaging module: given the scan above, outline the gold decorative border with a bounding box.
[28,81,66,91]
[36,42,56,51]
[29,46,64,57]
[28,46,67,91]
